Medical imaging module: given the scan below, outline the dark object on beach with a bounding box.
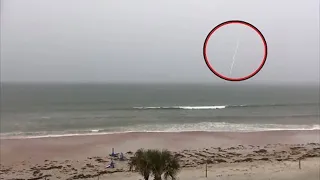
[298,157,303,169]
[259,157,269,161]
[119,152,126,161]
[126,151,133,154]
[174,153,185,158]
[253,149,268,154]
[128,148,181,180]
[109,148,119,157]
[95,157,107,163]
[205,160,207,177]
[28,174,51,180]
[106,160,115,169]
[86,163,94,168]
[234,158,253,163]
[214,159,227,163]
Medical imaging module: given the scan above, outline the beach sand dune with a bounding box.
[102,158,320,180]
[0,130,319,179]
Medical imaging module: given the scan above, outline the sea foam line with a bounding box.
[1,123,319,140]
[134,106,227,110]
[132,103,319,110]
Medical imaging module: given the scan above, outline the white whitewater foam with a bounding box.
[176,106,226,109]
[2,122,319,140]
[134,106,162,109]
[311,124,320,130]
[134,106,227,110]
[91,129,100,132]
[130,122,320,133]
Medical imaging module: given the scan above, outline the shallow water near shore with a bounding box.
[1,83,319,138]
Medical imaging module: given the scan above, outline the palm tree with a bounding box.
[163,152,180,180]
[129,148,152,180]
[128,149,181,180]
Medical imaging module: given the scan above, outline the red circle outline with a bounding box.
[203,20,268,81]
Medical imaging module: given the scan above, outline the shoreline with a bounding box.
[1,130,319,161]
[1,128,320,140]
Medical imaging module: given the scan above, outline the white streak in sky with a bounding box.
[230,39,240,75]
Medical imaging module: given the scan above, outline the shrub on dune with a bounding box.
[129,148,152,180]
[128,148,181,180]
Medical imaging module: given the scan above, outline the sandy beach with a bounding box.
[1,130,319,179]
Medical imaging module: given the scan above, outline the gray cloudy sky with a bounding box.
[1,0,319,84]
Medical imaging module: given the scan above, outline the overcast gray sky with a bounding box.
[1,0,319,84]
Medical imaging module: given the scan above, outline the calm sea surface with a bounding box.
[1,83,319,138]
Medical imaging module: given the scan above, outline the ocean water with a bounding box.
[1,83,319,139]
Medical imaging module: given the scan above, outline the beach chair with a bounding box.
[109,148,119,157]
[106,160,115,168]
[109,152,119,157]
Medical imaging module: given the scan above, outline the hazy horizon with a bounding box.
[1,81,320,87]
[1,0,319,84]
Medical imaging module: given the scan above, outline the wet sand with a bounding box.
[0,130,319,179]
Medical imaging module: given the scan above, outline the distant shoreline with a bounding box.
[1,128,320,140]
[1,129,319,143]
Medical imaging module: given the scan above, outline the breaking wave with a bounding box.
[134,106,226,110]
[133,103,319,110]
